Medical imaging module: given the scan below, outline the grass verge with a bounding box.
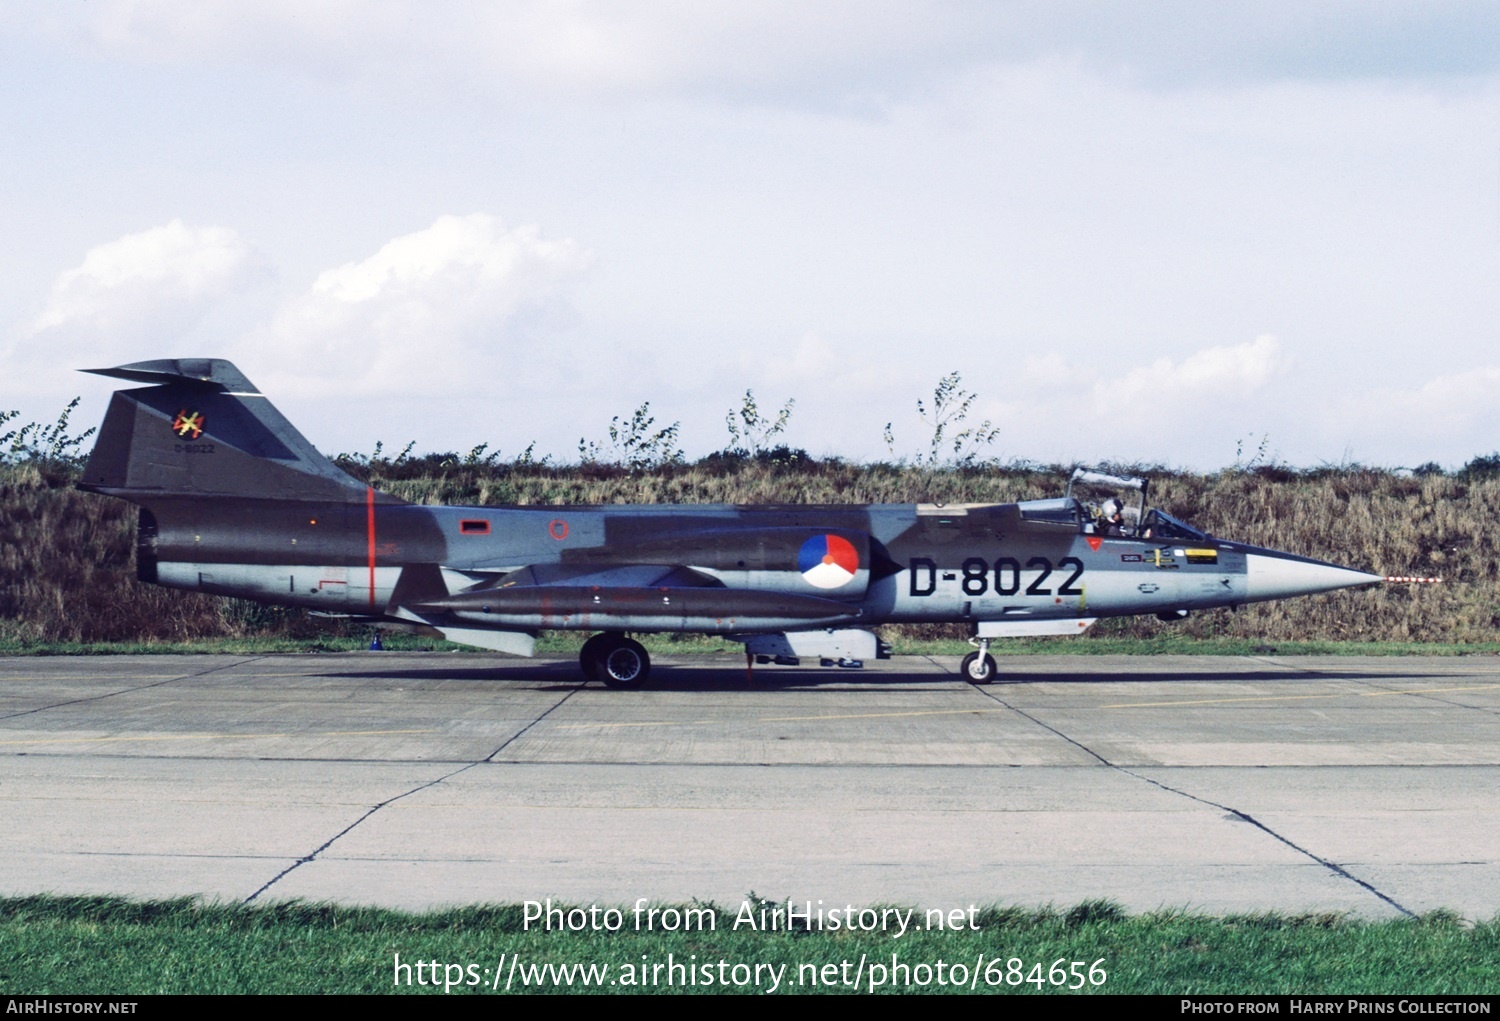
[2,896,1495,995]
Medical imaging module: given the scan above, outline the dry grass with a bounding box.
[0,464,347,644]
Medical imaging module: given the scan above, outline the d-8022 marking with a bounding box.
[908,556,1086,598]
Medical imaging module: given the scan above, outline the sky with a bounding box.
[2,2,1498,470]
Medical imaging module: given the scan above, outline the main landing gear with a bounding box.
[579,632,651,689]
[961,637,997,684]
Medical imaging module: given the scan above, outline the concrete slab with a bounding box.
[2,652,1497,918]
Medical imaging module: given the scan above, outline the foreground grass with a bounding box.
[1,633,1498,658]
[2,897,1495,995]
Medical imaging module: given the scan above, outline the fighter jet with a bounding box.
[77,358,1382,687]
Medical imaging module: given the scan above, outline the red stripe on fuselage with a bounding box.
[366,487,376,609]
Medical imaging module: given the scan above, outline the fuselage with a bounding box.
[136,493,1369,635]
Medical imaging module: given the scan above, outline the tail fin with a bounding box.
[79,358,370,503]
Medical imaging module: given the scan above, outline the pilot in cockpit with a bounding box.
[1099,497,1126,537]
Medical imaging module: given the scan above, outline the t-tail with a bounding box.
[78,359,411,604]
[79,358,371,503]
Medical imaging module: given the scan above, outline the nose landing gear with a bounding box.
[961,637,997,684]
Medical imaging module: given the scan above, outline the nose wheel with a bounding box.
[580,632,652,689]
[961,638,997,684]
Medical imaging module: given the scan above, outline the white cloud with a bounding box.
[25,0,1499,109]
[0,219,267,423]
[1098,334,1286,412]
[2,212,593,452]
[32,219,258,332]
[1003,335,1287,415]
[18,220,265,364]
[1386,366,1500,422]
[255,213,592,396]
[1318,365,1500,463]
[790,332,836,377]
[42,1,959,100]
[979,336,1291,465]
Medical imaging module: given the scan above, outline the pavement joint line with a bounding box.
[242,760,480,905]
[1121,767,1417,919]
[195,672,349,680]
[6,743,967,768]
[552,707,1012,730]
[967,683,1115,769]
[1099,683,1500,709]
[0,657,267,723]
[71,851,293,861]
[968,681,1418,918]
[0,674,183,682]
[1,751,487,764]
[0,728,439,748]
[1245,655,1335,675]
[1353,680,1500,718]
[242,681,586,904]
[484,683,585,761]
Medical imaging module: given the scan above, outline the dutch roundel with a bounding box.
[798,534,860,589]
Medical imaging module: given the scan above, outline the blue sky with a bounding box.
[2,2,1498,469]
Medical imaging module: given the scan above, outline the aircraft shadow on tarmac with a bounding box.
[973,669,1432,686]
[312,660,1433,692]
[317,662,926,691]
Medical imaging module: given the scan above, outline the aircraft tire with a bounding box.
[960,651,998,684]
[578,632,616,681]
[599,637,652,689]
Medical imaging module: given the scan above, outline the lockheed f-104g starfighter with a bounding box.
[77,359,1382,686]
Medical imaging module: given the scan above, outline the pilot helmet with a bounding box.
[1103,497,1123,518]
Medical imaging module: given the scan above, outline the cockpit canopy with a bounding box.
[1013,468,1207,541]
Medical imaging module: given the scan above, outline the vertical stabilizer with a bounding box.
[79,358,371,503]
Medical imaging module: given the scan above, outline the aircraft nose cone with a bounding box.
[1243,551,1382,602]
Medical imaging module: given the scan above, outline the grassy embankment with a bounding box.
[2,457,1493,652]
[2,896,1496,995]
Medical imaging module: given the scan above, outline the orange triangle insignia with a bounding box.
[1085,536,1102,551]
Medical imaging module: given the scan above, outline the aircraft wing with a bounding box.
[382,558,866,652]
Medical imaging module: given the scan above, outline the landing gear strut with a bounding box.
[579,632,652,689]
[961,637,997,684]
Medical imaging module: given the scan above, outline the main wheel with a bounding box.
[599,637,651,689]
[578,632,616,681]
[960,651,997,684]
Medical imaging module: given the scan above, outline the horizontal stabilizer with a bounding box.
[84,358,260,393]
